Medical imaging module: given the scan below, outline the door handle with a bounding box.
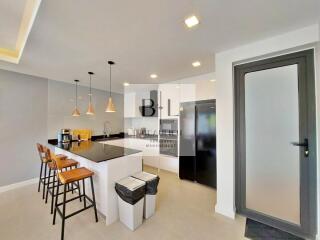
[291,138,309,157]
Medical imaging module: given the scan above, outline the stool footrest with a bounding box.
[65,205,94,219]
[40,175,52,183]
[56,194,94,206]
[56,204,94,220]
[48,186,79,196]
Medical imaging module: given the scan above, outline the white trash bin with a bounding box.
[115,177,146,231]
[131,171,159,219]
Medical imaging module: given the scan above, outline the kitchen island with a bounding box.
[103,137,179,174]
[51,140,142,226]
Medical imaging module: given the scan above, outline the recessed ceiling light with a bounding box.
[185,15,199,28]
[192,61,201,67]
[150,74,158,79]
[210,79,216,82]
[123,82,130,86]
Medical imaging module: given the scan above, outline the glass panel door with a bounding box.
[244,65,300,225]
[235,50,317,238]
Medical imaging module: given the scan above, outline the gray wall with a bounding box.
[0,70,124,187]
[48,80,124,139]
[0,69,48,187]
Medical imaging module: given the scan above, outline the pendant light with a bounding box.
[86,72,95,115]
[72,79,81,117]
[105,60,116,112]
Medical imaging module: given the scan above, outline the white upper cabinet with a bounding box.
[158,83,197,118]
[179,83,196,103]
[124,90,157,118]
[124,92,138,118]
[125,82,198,119]
[159,84,180,118]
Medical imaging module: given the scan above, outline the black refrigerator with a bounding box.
[179,99,216,188]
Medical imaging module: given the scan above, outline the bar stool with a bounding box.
[47,149,98,240]
[44,148,81,214]
[36,143,67,199]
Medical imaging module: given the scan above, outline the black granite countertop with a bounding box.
[50,140,141,163]
[93,135,159,142]
[48,133,125,145]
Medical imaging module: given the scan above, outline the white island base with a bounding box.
[55,147,142,226]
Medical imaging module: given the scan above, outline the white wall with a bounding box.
[214,24,319,220]
[170,72,216,101]
[0,69,48,186]
[48,80,124,139]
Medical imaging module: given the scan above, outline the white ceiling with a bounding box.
[0,0,319,92]
[0,0,26,49]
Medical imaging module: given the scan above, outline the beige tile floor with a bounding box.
[0,166,246,240]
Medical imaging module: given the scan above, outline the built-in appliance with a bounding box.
[57,129,72,143]
[179,99,216,188]
[159,119,178,157]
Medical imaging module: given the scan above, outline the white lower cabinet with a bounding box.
[158,155,179,174]
[105,138,179,173]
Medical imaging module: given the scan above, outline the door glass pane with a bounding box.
[245,64,300,225]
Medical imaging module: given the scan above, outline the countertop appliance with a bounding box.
[159,119,178,157]
[58,129,72,143]
[179,99,216,188]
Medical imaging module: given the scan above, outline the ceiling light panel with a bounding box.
[185,15,199,28]
[192,61,201,67]
[150,74,158,79]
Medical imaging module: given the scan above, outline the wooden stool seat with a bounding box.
[42,154,67,163]
[58,167,94,184]
[48,159,78,170]
[56,154,68,159]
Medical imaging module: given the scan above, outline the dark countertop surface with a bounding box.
[48,133,159,145]
[50,140,141,163]
[93,135,158,142]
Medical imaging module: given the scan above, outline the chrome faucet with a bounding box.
[103,121,111,138]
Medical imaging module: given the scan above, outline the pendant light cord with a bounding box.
[75,81,78,108]
[89,74,92,102]
[109,63,112,97]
